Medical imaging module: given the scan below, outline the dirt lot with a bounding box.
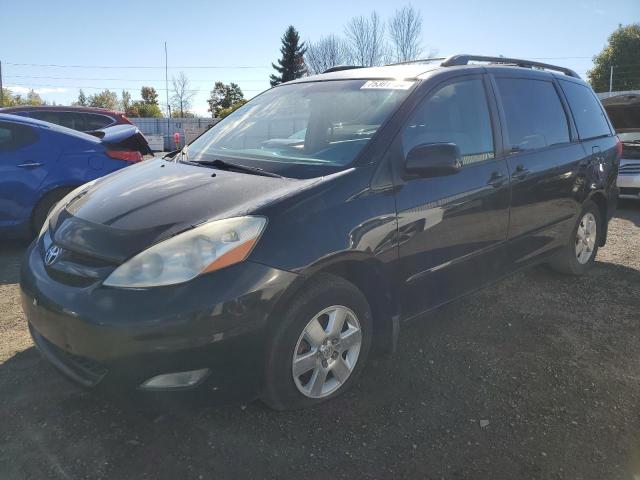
[1,202,639,480]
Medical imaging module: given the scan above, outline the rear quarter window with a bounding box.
[83,113,115,130]
[560,80,611,140]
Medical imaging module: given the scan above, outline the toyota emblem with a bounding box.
[44,245,62,266]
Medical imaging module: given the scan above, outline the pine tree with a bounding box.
[270,26,307,87]
[77,89,87,106]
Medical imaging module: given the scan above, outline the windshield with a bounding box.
[185,80,414,171]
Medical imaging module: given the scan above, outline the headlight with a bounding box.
[103,216,267,288]
[39,181,96,238]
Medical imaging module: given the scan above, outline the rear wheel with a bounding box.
[262,274,372,410]
[549,200,601,275]
[31,187,75,236]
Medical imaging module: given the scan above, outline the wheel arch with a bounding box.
[268,254,401,357]
[30,184,79,233]
[586,190,608,247]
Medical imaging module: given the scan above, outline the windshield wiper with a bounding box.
[194,158,284,178]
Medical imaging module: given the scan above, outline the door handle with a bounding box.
[487,171,506,187]
[512,164,530,179]
[17,162,43,169]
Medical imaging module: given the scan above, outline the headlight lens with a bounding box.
[103,216,267,288]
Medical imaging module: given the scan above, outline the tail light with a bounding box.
[106,150,143,163]
[615,135,623,160]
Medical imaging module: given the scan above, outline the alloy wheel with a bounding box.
[575,212,597,264]
[292,305,362,399]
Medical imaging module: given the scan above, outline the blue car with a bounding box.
[0,114,150,238]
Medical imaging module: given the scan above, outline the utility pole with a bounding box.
[609,65,613,95]
[0,60,4,107]
[165,42,171,150]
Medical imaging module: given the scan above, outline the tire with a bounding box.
[261,274,373,410]
[31,187,75,236]
[548,200,601,275]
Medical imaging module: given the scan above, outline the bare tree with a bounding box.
[388,6,423,63]
[305,35,351,74]
[171,71,196,117]
[345,12,388,67]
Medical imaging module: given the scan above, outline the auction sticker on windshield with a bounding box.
[360,80,415,90]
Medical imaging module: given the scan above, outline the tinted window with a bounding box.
[58,112,86,130]
[0,122,38,152]
[30,111,61,125]
[83,113,114,130]
[496,78,570,151]
[560,80,611,139]
[31,111,85,131]
[402,78,494,166]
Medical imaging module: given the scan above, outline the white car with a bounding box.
[602,94,640,200]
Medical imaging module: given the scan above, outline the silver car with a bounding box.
[602,94,640,200]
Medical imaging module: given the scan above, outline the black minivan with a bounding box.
[21,55,620,410]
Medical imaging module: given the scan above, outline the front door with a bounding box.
[392,75,511,319]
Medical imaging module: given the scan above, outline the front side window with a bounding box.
[402,78,495,166]
[560,80,611,140]
[185,80,413,170]
[496,78,570,151]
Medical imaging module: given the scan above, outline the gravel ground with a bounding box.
[1,202,639,480]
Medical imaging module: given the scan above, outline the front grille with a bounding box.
[31,326,107,387]
[620,187,640,196]
[46,269,98,287]
[619,162,640,175]
[41,233,116,287]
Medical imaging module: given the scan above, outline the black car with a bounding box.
[21,55,620,410]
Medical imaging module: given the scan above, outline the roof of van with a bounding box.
[288,64,443,83]
[285,54,582,84]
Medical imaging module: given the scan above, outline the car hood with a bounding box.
[51,158,324,262]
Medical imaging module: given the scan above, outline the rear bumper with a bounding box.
[20,240,300,402]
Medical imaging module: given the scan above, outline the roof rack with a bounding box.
[440,54,580,78]
[386,57,447,66]
[323,65,363,73]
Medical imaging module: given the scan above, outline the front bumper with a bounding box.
[617,159,640,199]
[20,240,300,401]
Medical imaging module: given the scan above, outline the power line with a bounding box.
[5,74,269,83]
[3,57,601,70]
[5,62,271,69]
[528,56,593,60]
[5,82,266,93]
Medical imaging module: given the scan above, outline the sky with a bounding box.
[1,0,638,116]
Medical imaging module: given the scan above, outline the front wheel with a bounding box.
[261,274,372,410]
[548,200,601,275]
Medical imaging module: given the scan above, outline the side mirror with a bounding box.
[405,143,463,177]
